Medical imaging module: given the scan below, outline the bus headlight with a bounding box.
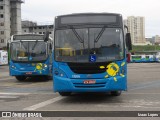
[54,68,67,78]
[44,64,48,68]
[59,69,67,78]
[11,65,16,69]
[60,73,64,77]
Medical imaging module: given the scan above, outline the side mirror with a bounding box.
[7,42,10,65]
[126,33,132,51]
[50,43,52,50]
[7,42,9,50]
[44,31,49,42]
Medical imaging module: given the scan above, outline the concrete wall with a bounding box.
[0,0,23,49]
[0,0,10,48]
[21,22,54,38]
[10,1,22,35]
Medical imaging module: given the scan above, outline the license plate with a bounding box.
[26,72,32,75]
[83,80,96,84]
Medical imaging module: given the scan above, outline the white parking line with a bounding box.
[0,92,30,99]
[23,96,63,110]
[0,77,14,80]
[0,95,18,99]
[124,93,160,94]
[0,92,30,95]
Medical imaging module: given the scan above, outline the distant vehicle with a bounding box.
[155,52,160,62]
[8,34,53,81]
[145,55,155,62]
[130,54,156,63]
[130,51,159,63]
[53,13,132,96]
[0,50,8,65]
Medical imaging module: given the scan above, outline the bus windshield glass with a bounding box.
[11,41,47,62]
[55,28,124,62]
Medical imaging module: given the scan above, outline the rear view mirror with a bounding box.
[7,42,9,50]
[50,43,52,50]
[7,42,10,65]
[126,33,132,51]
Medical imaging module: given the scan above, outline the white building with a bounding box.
[154,35,160,44]
[125,16,145,45]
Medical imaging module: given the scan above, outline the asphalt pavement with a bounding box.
[0,63,160,119]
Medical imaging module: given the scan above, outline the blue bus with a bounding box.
[129,51,158,63]
[53,13,132,96]
[130,55,156,63]
[9,34,53,81]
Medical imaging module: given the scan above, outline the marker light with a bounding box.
[11,65,16,69]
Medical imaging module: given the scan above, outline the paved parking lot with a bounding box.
[0,63,160,119]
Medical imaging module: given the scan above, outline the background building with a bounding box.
[125,16,145,45]
[0,0,24,49]
[146,37,154,45]
[154,35,160,44]
[22,20,54,38]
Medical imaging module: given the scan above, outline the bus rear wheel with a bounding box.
[15,76,26,81]
[111,91,122,96]
[59,92,71,96]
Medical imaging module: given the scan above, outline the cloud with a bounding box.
[22,0,160,37]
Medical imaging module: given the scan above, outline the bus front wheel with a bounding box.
[111,91,121,96]
[15,76,26,81]
[59,92,71,96]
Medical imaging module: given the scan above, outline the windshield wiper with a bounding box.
[72,29,84,43]
[64,24,84,43]
[31,40,38,51]
[21,41,27,50]
[94,27,105,43]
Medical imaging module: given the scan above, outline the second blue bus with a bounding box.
[9,34,53,81]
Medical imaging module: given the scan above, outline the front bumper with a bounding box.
[54,76,127,92]
[10,68,49,76]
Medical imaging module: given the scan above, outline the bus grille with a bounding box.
[73,82,106,88]
[67,62,111,74]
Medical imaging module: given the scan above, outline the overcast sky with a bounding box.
[21,0,160,37]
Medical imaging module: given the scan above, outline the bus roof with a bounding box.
[56,13,122,17]
[55,13,123,29]
[10,34,53,42]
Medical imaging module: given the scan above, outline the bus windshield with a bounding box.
[55,28,124,62]
[11,41,47,62]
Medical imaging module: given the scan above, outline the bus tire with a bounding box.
[15,76,26,81]
[111,91,121,96]
[59,92,71,96]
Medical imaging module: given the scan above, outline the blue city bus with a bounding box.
[53,13,132,96]
[9,34,53,81]
[129,51,157,63]
[130,55,156,63]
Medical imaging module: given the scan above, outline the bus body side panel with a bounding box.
[9,58,50,76]
[53,60,127,92]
